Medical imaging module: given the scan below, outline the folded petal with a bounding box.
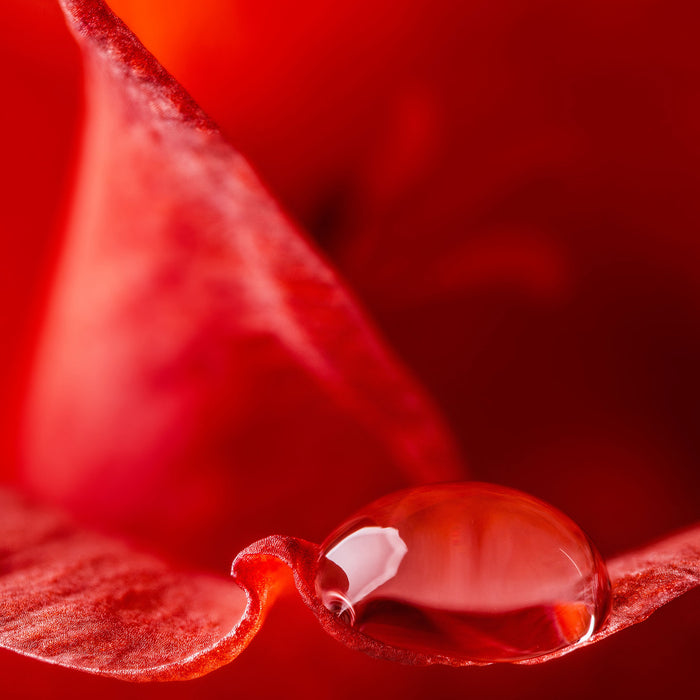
[20,0,464,568]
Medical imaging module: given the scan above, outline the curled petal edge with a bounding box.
[231,524,700,667]
[1,488,698,679]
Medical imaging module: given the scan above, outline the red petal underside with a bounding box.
[0,488,250,680]
[20,0,463,568]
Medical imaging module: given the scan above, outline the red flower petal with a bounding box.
[20,0,463,567]
[2,485,696,678]
[3,0,698,693]
[0,487,249,680]
[230,523,700,667]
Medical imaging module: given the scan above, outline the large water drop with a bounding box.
[315,483,610,662]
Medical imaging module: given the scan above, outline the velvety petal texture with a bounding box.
[0,488,249,680]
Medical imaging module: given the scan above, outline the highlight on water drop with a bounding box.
[314,482,611,663]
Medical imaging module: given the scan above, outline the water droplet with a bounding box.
[315,483,610,662]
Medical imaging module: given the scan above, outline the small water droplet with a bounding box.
[315,483,610,662]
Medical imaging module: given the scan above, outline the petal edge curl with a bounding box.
[232,524,700,667]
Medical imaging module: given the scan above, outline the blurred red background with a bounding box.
[1,0,698,698]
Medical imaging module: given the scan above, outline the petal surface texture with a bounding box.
[0,488,249,680]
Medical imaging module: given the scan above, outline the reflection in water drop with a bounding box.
[315,483,610,662]
[325,526,407,608]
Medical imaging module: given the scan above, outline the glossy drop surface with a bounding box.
[315,483,610,662]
